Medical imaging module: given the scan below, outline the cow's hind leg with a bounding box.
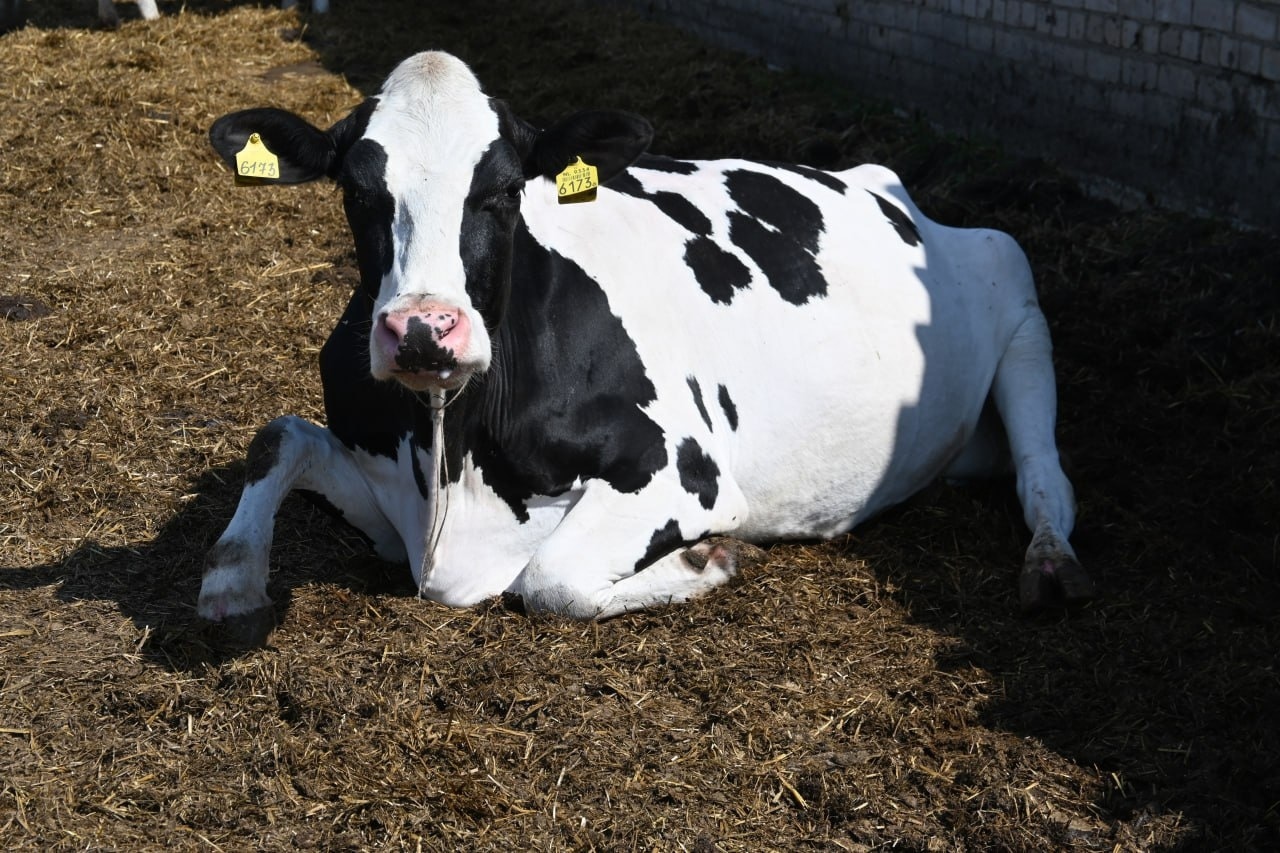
[590,536,767,620]
[510,476,753,620]
[992,311,1095,612]
[198,416,402,627]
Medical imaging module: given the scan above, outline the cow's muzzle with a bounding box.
[376,302,473,390]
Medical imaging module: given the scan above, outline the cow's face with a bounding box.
[210,51,652,394]
[341,54,515,392]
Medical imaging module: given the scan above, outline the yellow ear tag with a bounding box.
[233,133,281,185]
[555,156,598,204]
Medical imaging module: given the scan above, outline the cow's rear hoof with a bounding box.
[197,606,277,650]
[1019,554,1095,614]
[499,590,527,615]
[682,536,767,582]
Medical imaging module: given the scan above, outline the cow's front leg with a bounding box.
[198,416,403,625]
[508,474,752,620]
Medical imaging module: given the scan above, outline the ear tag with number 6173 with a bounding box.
[234,133,280,185]
[555,156,598,204]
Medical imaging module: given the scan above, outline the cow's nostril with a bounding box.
[379,311,409,343]
[376,316,402,356]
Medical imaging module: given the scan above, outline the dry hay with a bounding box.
[1,1,1278,850]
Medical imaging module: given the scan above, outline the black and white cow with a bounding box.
[199,51,1092,626]
[95,0,158,26]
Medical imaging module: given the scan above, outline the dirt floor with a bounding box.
[1,1,1277,850]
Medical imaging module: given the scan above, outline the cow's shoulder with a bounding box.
[448,222,670,518]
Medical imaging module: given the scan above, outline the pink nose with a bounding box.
[381,308,458,345]
[377,303,469,373]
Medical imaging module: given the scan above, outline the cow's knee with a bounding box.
[508,562,602,620]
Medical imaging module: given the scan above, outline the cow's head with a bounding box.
[210,52,652,393]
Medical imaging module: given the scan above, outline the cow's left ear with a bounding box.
[525,110,654,185]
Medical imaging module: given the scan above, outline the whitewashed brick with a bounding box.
[1058,42,1088,74]
[1181,106,1217,140]
[1107,87,1146,118]
[1086,11,1106,40]
[1071,11,1088,40]
[916,8,945,38]
[1071,81,1108,111]
[1262,45,1280,81]
[1159,61,1197,97]
[1197,75,1233,111]
[938,14,967,44]
[616,0,1277,226]
[1104,15,1123,46]
[994,27,1032,60]
[1179,29,1200,61]
[1257,86,1280,120]
[1119,0,1154,17]
[967,20,996,50]
[1236,3,1278,40]
[1191,0,1234,30]
[1122,19,1141,49]
[1236,38,1261,75]
[1122,56,1159,88]
[1200,32,1223,67]
[1140,23,1161,53]
[1218,36,1240,70]
[1087,49,1121,81]
[1144,91,1182,125]
[1053,8,1070,35]
[1153,0,1191,24]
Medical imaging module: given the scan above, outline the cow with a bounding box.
[95,0,158,26]
[0,0,328,32]
[199,51,1093,629]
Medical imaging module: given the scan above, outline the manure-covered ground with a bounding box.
[1,2,1277,850]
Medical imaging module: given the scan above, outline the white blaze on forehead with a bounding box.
[364,52,500,305]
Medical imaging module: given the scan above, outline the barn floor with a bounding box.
[1,1,1277,850]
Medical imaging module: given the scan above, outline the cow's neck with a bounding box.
[418,220,565,491]
[425,212,666,516]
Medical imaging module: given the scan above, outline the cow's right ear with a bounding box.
[209,108,337,184]
[524,110,654,185]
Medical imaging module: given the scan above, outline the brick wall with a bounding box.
[610,0,1279,228]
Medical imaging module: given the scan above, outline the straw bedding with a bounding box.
[1,2,1277,849]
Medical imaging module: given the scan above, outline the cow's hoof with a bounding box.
[1019,553,1095,613]
[682,536,768,582]
[197,581,271,624]
[197,605,277,650]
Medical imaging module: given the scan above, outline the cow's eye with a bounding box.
[481,182,523,212]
